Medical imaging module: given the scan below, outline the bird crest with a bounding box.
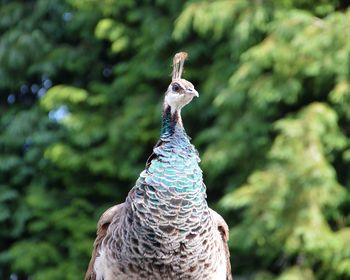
[172,52,188,81]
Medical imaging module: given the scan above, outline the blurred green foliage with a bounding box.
[1,0,350,279]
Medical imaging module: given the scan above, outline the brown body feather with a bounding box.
[85,205,231,280]
[85,204,125,280]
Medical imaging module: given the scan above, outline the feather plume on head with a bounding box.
[172,52,188,80]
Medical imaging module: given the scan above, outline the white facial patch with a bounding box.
[164,91,193,113]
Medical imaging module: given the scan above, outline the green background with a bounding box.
[1,0,350,279]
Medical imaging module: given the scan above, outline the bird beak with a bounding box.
[187,88,199,97]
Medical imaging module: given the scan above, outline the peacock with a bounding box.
[85,52,231,280]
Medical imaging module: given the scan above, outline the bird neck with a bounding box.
[160,104,183,140]
[122,103,207,241]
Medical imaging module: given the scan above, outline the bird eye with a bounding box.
[172,83,181,92]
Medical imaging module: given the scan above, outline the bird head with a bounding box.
[164,52,199,112]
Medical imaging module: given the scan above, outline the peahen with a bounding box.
[85,52,231,280]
